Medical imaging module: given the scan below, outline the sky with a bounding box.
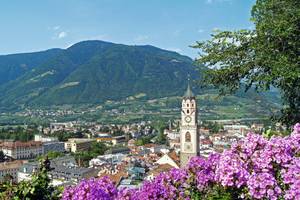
[0,0,255,58]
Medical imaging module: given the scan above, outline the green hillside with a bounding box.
[0,40,281,115]
[0,48,62,85]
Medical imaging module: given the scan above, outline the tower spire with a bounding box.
[184,76,194,98]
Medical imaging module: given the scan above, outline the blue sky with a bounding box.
[0,0,255,58]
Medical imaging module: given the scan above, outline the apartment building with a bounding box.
[0,160,24,182]
[64,138,95,153]
[0,141,43,159]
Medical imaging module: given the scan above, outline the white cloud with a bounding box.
[58,31,67,39]
[53,26,60,30]
[198,29,205,33]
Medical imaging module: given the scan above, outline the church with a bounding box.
[180,83,200,167]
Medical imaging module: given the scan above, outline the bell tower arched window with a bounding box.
[185,132,191,142]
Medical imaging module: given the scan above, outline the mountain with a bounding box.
[0,48,63,85]
[0,41,204,110]
[0,40,281,114]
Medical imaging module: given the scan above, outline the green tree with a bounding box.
[0,159,60,200]
[73,142,107,167]
[0,151,5,162]
[204,122,223,134]
[193,0,300,127]
[89,142,108,156]
[36,151,64,161]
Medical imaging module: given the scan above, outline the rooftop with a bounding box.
[0,141,42,148]
[149,164,173,177]
[0,160,24,171]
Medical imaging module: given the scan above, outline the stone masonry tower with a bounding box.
[180,82,199,167]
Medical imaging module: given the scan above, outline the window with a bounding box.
[185,132,191,142]
[187,104,189,107]
[187,109,189,114]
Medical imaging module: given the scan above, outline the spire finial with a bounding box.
[184,75,194,98]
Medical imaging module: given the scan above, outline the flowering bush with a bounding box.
[62,123,300,200]
[62,177,117,200]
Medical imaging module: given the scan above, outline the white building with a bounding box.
[34,134,58,142]
[89,153,126,167]
[0,141,43,159]
[223,124,250,136]
[0,160,24,183]
[141,144,169,154]
[50,122,74,133]
[164,129,180,140]
[156,151,180,168]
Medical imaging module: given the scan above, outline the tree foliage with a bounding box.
[203,121,223,134]
[0,126,36,141]
[73,141,108,167]
[0,150,5,162]
[0,160,61,200]
[194,0,300,127]
[152,120,168,144]
[36,151,64,161]
[51,130,84,142]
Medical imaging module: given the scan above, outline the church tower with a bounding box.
[180,82,199,167]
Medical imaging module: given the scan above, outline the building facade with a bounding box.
[64,138,95,153]
[18,156,97,186]
[0,141,43,160]
[0,160,24,183]
[34,134,58,142]
[180,84,199,167]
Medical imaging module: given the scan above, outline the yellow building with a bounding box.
[64,138,95,153]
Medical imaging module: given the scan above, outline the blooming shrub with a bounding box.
[62,123,300,200]
[62,177,117,200]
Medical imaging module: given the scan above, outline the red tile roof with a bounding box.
[0,141,42,149]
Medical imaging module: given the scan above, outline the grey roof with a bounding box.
[52,165,95,176]
[18,156,92,177]
[128,167,146,174]
[105,147,130,154]
[184,82,195,98]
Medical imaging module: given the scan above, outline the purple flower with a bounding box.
[215,150,249,188]
[247,172,282,199]
[60,123,300,200]
[62,177,117,200]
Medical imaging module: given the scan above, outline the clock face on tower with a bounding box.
[185,116,192,123]
[184,143,192,151]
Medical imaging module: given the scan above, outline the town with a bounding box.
[0,85,286,189]
[0,0,298,199]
